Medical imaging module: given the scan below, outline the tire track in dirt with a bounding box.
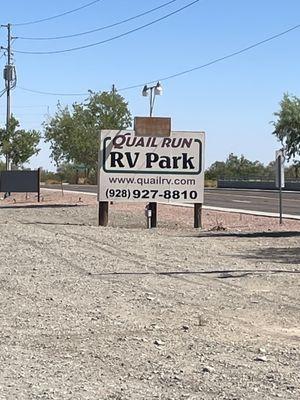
[14,219,300,314]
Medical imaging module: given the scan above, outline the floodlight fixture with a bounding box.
[141,81,163,117]
[154,81,162,96]
[142,85,148,97]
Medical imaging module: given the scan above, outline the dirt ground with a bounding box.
[0,190,299,399]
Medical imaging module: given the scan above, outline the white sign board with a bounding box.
[275,149,285,188]
[98,130,205,203]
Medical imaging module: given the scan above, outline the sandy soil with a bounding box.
[0,190,299,399]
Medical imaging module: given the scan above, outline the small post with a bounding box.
[194,203,202,228]
[149,202,157,228]
[98,201,109,226]
[145,205,152,229]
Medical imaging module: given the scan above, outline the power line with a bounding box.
[14,0,200,55]
[0,88,6,97]
[17,86,89,96]
[13,105,49,108]
[0,44,7,61]
[119,22,300,91]
[0,112,47,116]
[12,0,104,27]
[16,21,300,96]
[17,0,179,41]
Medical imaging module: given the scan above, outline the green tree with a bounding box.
[264,161,277,179]
[285,160,300,179]
[40,168,58,183]
[44,91,132,172]
[205,153,266,180]
[273,93,300,159]
[0,115,41,167]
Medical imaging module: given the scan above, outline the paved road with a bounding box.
[204,188,300,216]
[44,185,300,216]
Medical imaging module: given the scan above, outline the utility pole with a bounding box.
[1,23,17,170]
[5,23,11,171]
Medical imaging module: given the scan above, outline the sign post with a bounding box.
[37,167,41,202]
[135,116,171,228]
[194,203,202,228]
[275,149,285,224]
[98,201,109,226]
[98,128,205,228]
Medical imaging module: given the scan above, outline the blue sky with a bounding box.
[0,0,300,171]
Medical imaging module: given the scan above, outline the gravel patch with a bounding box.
[0,191,299,399]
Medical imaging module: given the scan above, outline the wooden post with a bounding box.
[149,202,157,228]
[194,203,202,228]
[134,117,171,229]
[37,168,41,203]
[98,201,109,226]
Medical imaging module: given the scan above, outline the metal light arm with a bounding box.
[142,81,162,117]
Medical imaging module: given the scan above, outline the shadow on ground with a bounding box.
[0,204,82,209]
[237,247,300,264]
[176,231,300,264]
[196,230,300,239]
[21,221,90,227]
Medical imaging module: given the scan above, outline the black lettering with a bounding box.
[125,152,139,168]
[159,156,171,169]
[182,153,195,169]
[150,138,158,147]
[110,152,125,168]
[182,138,193,148]
[126,137,137,147]
[146,153,159,168]
[112,134,128,149]
[135,137,145,147]
[162,138,172,147]
[172,156,182,168]
[171,138,182,148]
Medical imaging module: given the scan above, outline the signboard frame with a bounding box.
[98,130,205,201]
[275,149,285,189]
[98,128,205,228]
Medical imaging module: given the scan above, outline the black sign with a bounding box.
[0,169,40,201]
